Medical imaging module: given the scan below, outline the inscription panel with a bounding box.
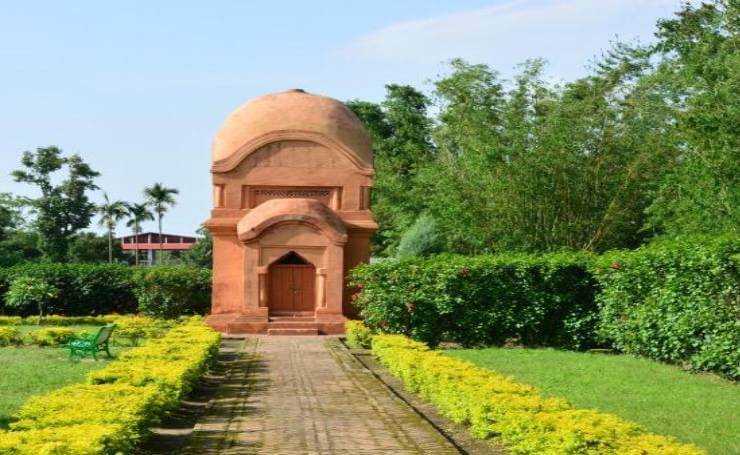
[243,186,340,209]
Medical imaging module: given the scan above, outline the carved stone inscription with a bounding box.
[245,186,339,209]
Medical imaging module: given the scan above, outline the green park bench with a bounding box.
[67,324,115,360]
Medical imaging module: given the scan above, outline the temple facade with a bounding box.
[204,89,377,334]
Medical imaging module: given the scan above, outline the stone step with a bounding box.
[267,328,320,336]
[268,321,320,329]
[269,316,316,322]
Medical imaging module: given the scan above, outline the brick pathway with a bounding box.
[183,336,459,454]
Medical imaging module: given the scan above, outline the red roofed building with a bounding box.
[119,232,196,265]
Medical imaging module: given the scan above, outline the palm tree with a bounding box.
[143,183,179,265]
[125,202,154,266]
[97,193,128,263]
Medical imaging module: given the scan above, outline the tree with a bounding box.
[11,146,99,262]
[143,183,179,264]
[5,276,59,324]
[644,0,739,236]
[347,84,435,256]
[97,193,128,263]
[181,227,213,268]
[0,193,22,242]
[125,202,154,266]
[396,214,444,258]
[68,232,126,263]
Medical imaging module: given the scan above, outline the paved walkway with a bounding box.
[183,336,459,454]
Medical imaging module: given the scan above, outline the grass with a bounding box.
[0,325,126,429]
[447,348,739,455]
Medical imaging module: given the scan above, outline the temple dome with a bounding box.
[212,89,372,172]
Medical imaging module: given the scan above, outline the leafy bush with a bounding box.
[345,320,373,349]
[133,267,211,319]
[5,276,59,323]
[0,318,220,454]
[30,327,78,346]
[0,327,23,346]
[0,316,23,325]
[593,235,740,380]
[0,263,136,316]
[396,214,444,258]
[372,334,705,454]
[0,264,212,318]
[351,252,599,348]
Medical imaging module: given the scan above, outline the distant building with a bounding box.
[119,232,196,265]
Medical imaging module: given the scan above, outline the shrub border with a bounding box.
[0,317,221,454]
[372,334,706,455]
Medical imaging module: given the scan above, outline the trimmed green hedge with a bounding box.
[594,235,740,380]
[0,264,212,319]
[350,252,599,349]
[0,263,136,316]
[351,236,739,379]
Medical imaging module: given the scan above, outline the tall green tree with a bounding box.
[347,84,435,255]
[97,193,128,263]
[143,183,179,264]
[125,202,154,266]
[11,146,100,262]
[0,193,22,242]
[644,0,739,236]
[182,227,213,268]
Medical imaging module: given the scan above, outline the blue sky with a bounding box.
[0,0,690,236]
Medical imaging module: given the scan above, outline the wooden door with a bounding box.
[268,263,316,313]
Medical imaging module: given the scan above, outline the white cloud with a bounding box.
[338,0,687,81]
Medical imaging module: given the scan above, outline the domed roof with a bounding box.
[212,89,372,172]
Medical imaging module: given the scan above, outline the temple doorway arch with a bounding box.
[268,251,316,315]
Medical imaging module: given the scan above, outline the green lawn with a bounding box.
[447,348,739,455]
[0,325,125,429]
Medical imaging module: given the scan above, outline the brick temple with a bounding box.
[204,89,377,334]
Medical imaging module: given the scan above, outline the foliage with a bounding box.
[0,263,136,316]
[450,347,740,454]
[347,85,435,255]
[0,264,212,318]
[0,193,23,242]
[0,327,23,346]
[0,319,220,454]
[593,235,740,380]
[67,232,127,264]
[29,327,78,346]
[125,202,154,267]
[645,1,740,236]
[133,266,212,318]
[396,214,444,258]
[344,1,737,256]
[11,146,100,262]
[181,227,213,268]
[373,335,704,454]
[143,183,179,264]
[345,320,373,349]
[97,193,128,264]
[0,231,42,267]
[351,253,598,348]
[5,276,59,322]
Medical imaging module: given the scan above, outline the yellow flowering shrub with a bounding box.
[0,316,23,326]
[372,334,706,455]
[0,327,23,346]
[0,318,220,454]
[345,320,374,349]
[30,327,77,346]
[0,424,125,455]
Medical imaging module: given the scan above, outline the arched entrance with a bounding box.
[268,251,316,316]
